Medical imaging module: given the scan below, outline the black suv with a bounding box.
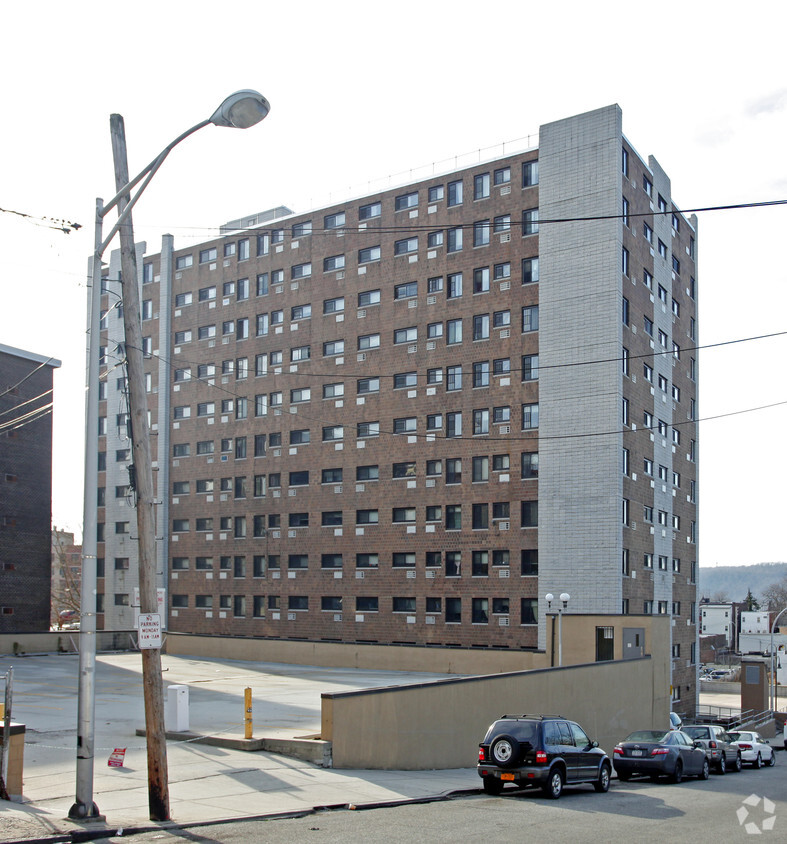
[478,714,611,798]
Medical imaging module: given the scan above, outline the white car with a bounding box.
[726,730,776,768]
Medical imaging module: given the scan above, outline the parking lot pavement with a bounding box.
[0,653,476,841]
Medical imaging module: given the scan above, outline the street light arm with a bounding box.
[99,118,211,255]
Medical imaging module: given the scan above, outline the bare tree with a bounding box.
[710,590,729,603]
[51,529,82,628]
[761,577,787,617]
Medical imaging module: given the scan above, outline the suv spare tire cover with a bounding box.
[490,734,521,767]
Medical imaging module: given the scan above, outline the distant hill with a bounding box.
[699,563,787,603]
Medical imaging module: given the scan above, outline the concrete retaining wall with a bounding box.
[0,631,138,655]
[322,656,665,769]
[163,632,549,675]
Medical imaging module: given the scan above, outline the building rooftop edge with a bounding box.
[0,343,61,368]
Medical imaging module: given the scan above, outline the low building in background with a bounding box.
[51,527,82,628]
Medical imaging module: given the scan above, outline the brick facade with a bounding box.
[94,105,699,708]
[0,345,60,631]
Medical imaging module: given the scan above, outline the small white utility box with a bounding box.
[165,684,189,732]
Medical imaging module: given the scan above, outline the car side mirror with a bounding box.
[591,740,598,748]
[694,741,703,749]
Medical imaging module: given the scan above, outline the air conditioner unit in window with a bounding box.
[499,233,511,244]
[427,295,436,305]
[426,341,436,350]
[356,570,365,579]
[357,308,367,318]
[408,299,417,308]
[334,613,342,622]
[498,616,510,626]
[498,521,510,531]
[357,353,366,362]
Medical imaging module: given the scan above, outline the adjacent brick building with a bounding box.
[94,105,699,708]
[0,344,61,630]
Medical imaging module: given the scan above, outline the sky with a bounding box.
[1,1,786,567]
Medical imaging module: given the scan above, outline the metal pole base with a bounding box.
[67,800,105,822]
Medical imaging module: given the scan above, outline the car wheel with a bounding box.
[542,768,564,799]
[754,752,762,769]
[594,763,611,793]
[483,776,504,795]
[767,750,776,767]
[489,734,520,768]
[699,758,710,780]
[733,753,742,773]
[717,753,726,775]
[670,760,684,784]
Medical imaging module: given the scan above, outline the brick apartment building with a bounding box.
[94,105,699,706]
[0,344,61,630]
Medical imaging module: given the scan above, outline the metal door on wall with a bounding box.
[623,627,645,659]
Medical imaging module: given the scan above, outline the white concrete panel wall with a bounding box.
[538,105,624,648]
[648,158,675,616]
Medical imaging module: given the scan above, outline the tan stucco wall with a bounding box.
[323,656,669,769]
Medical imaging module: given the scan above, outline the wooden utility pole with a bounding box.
[110,114,170,822]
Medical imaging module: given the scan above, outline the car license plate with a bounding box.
[631,750,643,756]
[501,773,515,781]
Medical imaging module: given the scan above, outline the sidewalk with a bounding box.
[0,653,478,842]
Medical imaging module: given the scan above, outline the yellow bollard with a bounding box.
[244,687,252,739]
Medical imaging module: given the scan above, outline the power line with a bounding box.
[0,205,82,234]
[138,197,787,240]
[0,388,53,418]
[0,358,56,398]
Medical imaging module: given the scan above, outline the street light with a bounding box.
[71,90,270,823]
[770,606,787,714]
[545,592,571,667]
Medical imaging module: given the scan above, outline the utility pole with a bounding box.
[110,114,169,822]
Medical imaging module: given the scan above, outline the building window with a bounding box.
[447,227,463,253]
[522,209,539,235]
[447,180,463,207]
[473,220,490,247]
[521,501,538,528]
[474,173,490,200]
[521,451,539,479]
[472,598,489,624]
[394,237,418,256]
[394,282,417,300]
[359,201,381,220]
[395,191,418,211]
[522,403,539,430]
[521,598,537,625]
[358,333,380,350]
[522,257,539,284]
[521,355,539,381]
[358,246,381,264]
[520,158,539,187]
[494,166,511,185]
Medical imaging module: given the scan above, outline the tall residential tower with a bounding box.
[94,105,699,709]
